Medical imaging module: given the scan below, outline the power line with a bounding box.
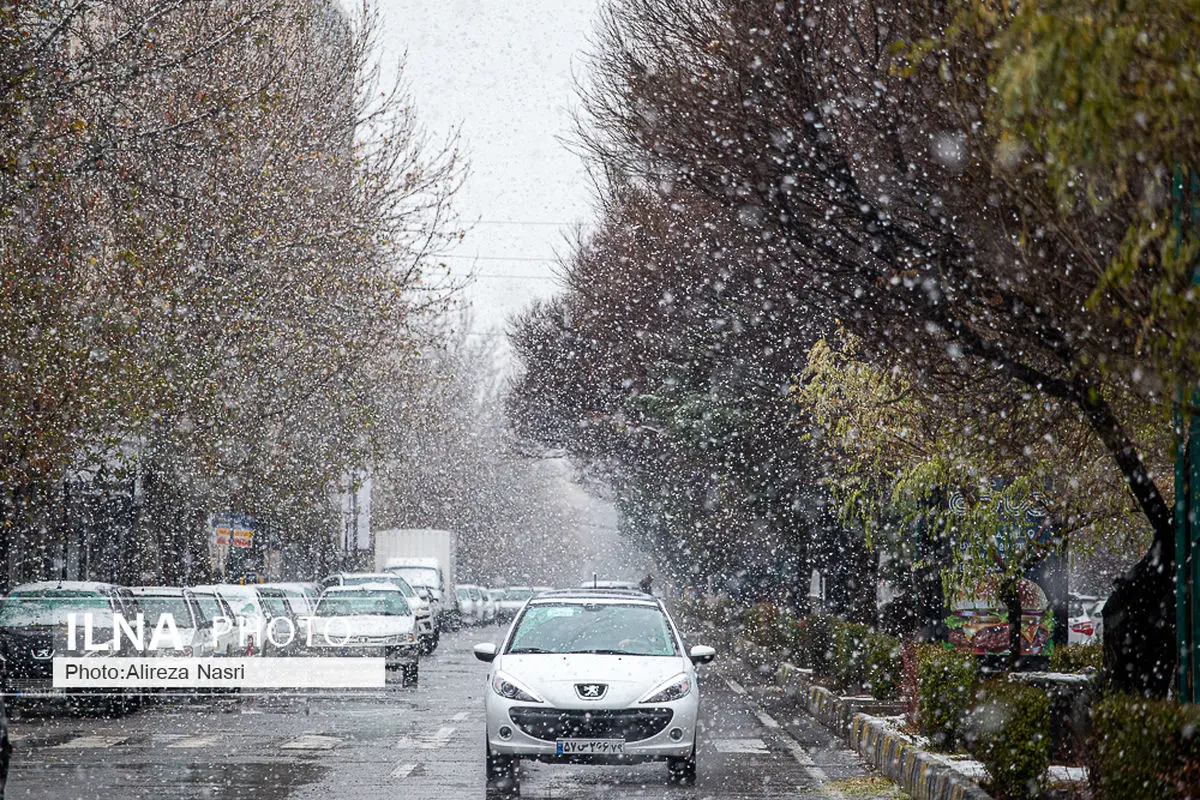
[469,274,560,280]
[430,253,559,263]
[474,219,578,227]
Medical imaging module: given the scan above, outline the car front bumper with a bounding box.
[485,695,698,761]
[307,644,418,665]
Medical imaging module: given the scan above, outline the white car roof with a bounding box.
[530,589,659,606]
[262,582,318,593]
[322,583,403,594]
[385,558,440,569]
[129,586,188,595]
[9,581,119,595]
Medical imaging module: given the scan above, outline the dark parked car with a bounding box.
[0,581,141,713]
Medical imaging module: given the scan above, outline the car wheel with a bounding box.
[486,738,519,792]
[667,736,697,785]
[401,662,419,688]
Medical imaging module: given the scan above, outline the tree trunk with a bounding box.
[1103,541,1176,695]
[1000,576,1023,671]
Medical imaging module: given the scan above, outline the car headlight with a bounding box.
[492,672,542,703]
[640,674,691,704]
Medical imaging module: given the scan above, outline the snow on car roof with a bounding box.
[531,589,658,604]
[129,586,188,595]
[8,580,118,595]
[323,583,403,594]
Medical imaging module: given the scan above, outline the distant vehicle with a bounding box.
[1068,594,1106,646]
[532,586,554,595]
[321,572,437,652]
[457,584,489,625]
[191,584,288,656]
[376,528,459,631]
[260,582,321,617]
[474,588,715,789]
[481,589,500,623]
[254,586,306,656]
[307,584,419,686]
[188,587,240,656]
[497,586,534,621]
[128,587,221,659]
[0,581,141,712]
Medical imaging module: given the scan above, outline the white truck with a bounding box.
[375,528,459,631]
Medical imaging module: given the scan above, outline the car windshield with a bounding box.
[192,594,225,622]
[392,567,439,590]
[507,602,678,656]
[221,594,261,618]
[0,593,112,627]
[259,595,292,618]
[316,592,410,617]
[136,596,196,628]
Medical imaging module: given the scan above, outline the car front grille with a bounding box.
[508,707,674,742]
[5,678,61,695]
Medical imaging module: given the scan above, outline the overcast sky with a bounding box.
[376,1,600,344]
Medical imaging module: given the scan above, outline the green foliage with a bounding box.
[916,645,979,751]
[863,633,903,702]
[806,613,838,676]
[831,621,873,691]
[965,680,1052,800]
[741,603,792,649]
[784,615,813,669]
[1090,695,1200,800]
[798,334,1151,599]
[1049,644,1104,674]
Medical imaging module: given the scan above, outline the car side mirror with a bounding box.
[689,645,716,665]
[473,642,498,663]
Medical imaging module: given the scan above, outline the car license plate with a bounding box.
[556,739,625,755]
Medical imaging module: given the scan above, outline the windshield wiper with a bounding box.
[508,647,554,654]
[564,648,637,655]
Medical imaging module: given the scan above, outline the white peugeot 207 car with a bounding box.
[474,588,715,788]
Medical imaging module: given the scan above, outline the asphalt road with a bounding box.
[4,627,903,799]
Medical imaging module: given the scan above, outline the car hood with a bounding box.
[309,615,414,637]
[496,653,689,707]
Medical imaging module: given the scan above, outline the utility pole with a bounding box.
[1174,165,1200,704]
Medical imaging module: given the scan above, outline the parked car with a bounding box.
[187,587,240,656]
[0,581,142,712]
[307,584,419,686]
[1068,594,1103,645]
[128,587,220,658]
[255,586,307,656]
[321,572,436,653]
[382,552,458,632]
[497,586,534,621]
[457,584,490,625]
[260,582,321,616]
[191,584,286,656]
[480,589,500,624]
[474,588,714,789]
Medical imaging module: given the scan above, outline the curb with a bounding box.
[719,636,995,800]
[850,714,993,800]
[804,685,903,741]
